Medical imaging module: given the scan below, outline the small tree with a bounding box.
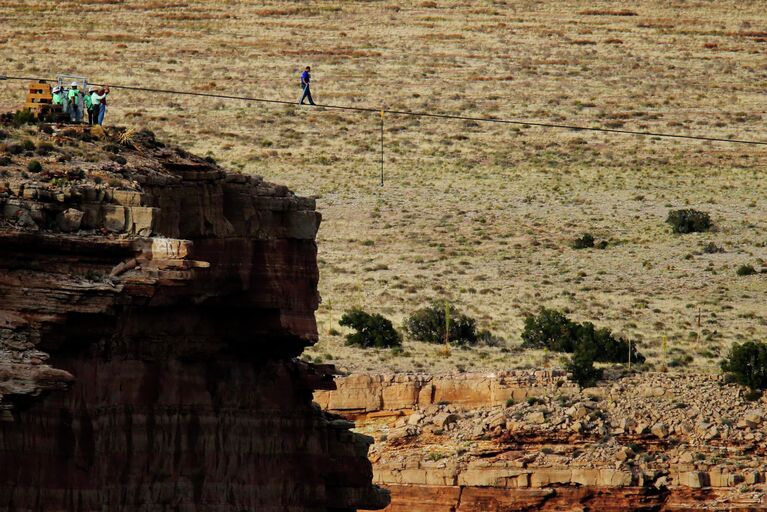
[521,308,577,352]
[721,342,767,390]
[339,309,402,349]
[521,308,644,364]
[404,301,478,346]
[567,343,603,388]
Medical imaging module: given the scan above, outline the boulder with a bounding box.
[432,412,458,428]
[56,208,84,232]
[651,422,669,439]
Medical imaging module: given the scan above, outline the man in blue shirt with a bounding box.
[299,66,315,105]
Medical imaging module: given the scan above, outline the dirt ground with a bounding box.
[1,0,766,373]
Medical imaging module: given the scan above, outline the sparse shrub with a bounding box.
[35,142,54,156]
[571,233,594,249]
[0,156,11,166]
[521,308,644,364]
[721,342,767,390]
[404,301,480,346]
[27,160,42,173]
[11,109,36,127]
[339,308,401,349]
[666,209,711,234]
[7,144,23,155]
[476,329,504,347]
[109,154,127,165]
[703,242,724,254]
[736,264,757,276]
[668,354,694,368]
[0,130,7,140]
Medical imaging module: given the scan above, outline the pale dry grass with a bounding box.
[2,0,766,373]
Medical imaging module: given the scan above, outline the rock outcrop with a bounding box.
[0,123,388,511]
[320,372,767,511]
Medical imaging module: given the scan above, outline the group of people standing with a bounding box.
[52,82,110,125]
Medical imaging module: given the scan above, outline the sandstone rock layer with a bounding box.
[321,372,767,511]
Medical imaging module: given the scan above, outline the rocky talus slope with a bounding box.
[0,122,388,511]
[318,371,767,511]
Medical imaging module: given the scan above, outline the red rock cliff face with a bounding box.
[0,127,389,512]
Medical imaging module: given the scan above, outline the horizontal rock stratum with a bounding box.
[318,371,767,511]
[0,122,389,512]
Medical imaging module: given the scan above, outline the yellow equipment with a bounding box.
[24,80,53,118]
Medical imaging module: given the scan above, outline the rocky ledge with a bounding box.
[318,371,767,511]
[0,122,388,511]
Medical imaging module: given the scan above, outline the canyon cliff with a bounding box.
[0,123,389,512]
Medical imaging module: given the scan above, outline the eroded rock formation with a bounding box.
[320,372,767,511]
[0,123,388,511]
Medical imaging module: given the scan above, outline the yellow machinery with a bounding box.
[24,80,53,118]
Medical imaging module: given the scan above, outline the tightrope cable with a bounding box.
[3,74,767,148]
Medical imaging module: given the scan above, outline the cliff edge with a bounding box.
[0,121,389,511]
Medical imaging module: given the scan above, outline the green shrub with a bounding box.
[736,264,757,276]
[666,209,711,234]
[339,308,401,349]
[27,160,42,173]
[404,301,479,346]
[721,342,767,390]
[521,308,577,352]
[35,142,54,156]
[521,308,644,364]
[566,343,603,387]
[571,233,595,249]
[110,154,127,165]
[702,242,724,254]
[668,354,694,368]
[11,109,36,127]
[21,139,35,151]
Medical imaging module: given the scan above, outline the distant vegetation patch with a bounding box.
[521,308,644,364]
[722,342,767,390]
[736,264,758,276]
[666,209,711,234]
[405,301,491,346]
[339,309,401,349]
[571,233,608,250]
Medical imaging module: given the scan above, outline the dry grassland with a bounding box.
[1,0,766,373]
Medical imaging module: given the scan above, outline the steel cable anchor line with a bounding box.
[3,74,767,183]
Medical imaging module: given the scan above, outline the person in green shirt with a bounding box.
[67,82,82,123]
[51,86,63,106]
[84,87,95,125]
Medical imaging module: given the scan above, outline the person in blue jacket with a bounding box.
[299,66,315,105]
